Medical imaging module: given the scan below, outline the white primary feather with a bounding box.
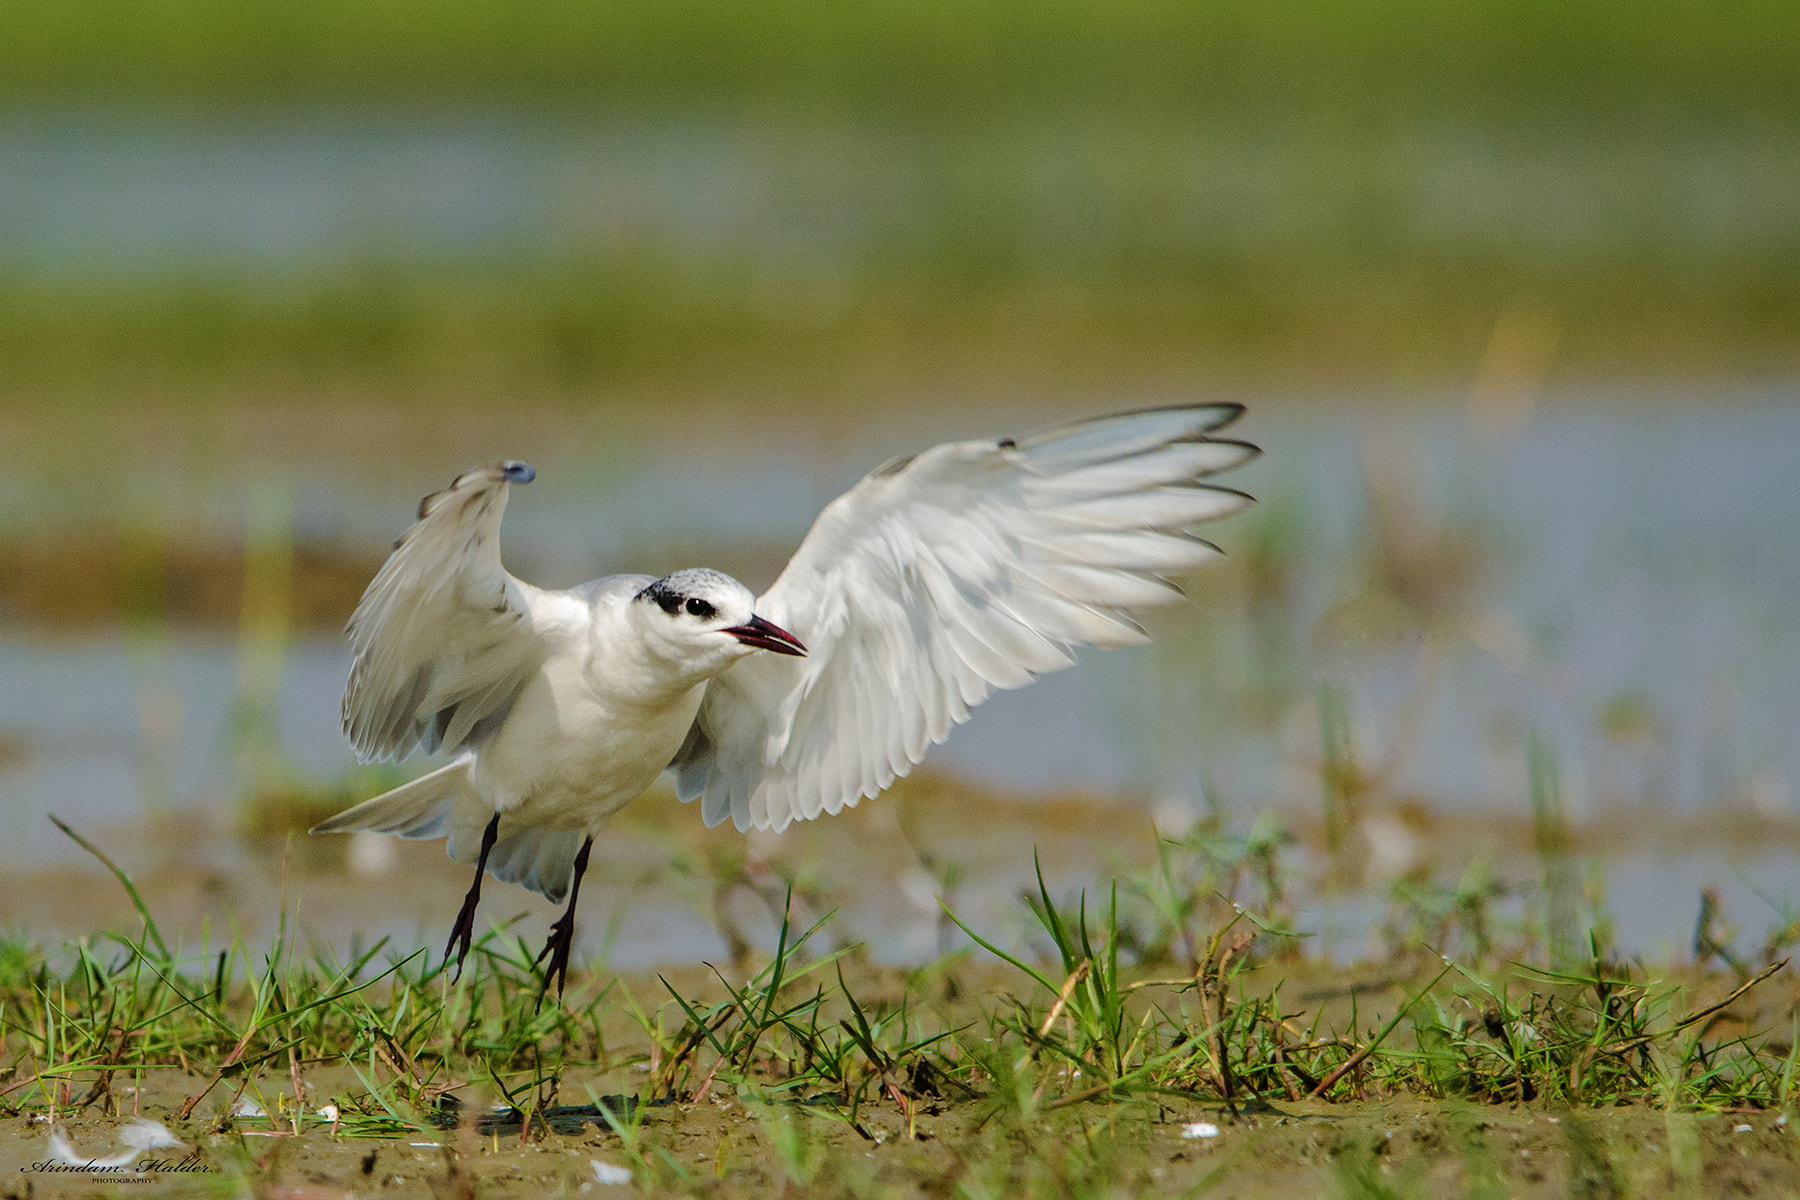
[341,462,545,764]
[673,403,1257,832]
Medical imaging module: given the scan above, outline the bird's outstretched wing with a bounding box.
[673,404,1258,831]
[342,462,545,763]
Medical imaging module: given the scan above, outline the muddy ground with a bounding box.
[8,951,1800,1200]
[9,1076,1800,1199]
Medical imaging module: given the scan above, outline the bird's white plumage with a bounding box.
[318,404,1257,903]
[341,463,545,764]
[673,403,1257,832]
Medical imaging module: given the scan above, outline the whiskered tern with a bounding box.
[312,404,1258,1002]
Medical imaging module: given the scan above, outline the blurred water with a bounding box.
[2,111,1794,277]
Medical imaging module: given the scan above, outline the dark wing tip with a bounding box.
[1202,437,1263,467]
[1092,400,1245,430]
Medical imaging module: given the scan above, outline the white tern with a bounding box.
[312,404,1258,1000]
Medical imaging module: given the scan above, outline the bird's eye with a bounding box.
[684,597,715,619]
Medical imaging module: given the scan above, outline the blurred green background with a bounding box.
[3,0,1795,404]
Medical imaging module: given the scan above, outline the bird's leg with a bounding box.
[535,836,594,1009]
[444,813,502,979]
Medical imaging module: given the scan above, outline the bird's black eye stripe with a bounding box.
[636,579,684,613]
[685,597,715,619]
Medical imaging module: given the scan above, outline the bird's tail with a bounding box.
[309,757,472,840]
[312,756,586,904]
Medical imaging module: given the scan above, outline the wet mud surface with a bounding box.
[9,1079,1800,1198]
[7,951,1800,1199]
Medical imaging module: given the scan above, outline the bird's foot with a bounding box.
[444,813,502,981]
[533,835,592,1011]
[534,911,577,1010]
[443,884,483,981]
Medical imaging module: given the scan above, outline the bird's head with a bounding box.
[632,569,806,677]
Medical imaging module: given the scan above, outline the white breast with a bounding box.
[467,588,706,832]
